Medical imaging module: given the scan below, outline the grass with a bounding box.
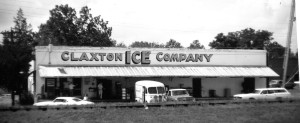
[0,102,299,123]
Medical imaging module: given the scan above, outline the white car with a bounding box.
[33,97,94,106]
[166,89,195,102]
[233,88,292,100]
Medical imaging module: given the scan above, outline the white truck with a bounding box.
[135,80,166,103]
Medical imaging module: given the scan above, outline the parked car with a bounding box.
[166,89,195,102]
[33,97,94,106]
[269,80,296,89]
[233,88,292,100]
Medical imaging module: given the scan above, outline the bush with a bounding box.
[19,91,34,105]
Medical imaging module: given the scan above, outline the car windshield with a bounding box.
[157,87,165,94]
[148,87,157,94]
[253,90,261,94]
[148,87,165,94]
[172,90,188,96]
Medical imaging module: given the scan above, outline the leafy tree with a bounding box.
[209,28,286,59]
[130,41,164,48]
[37,5,113,46]
[115,42,127,48]
[188,40,205,49]
[209,28,273,49]
[265,41,285,58]
[165,39,183,48]
[112,40,127,48]
[0,9,35,106]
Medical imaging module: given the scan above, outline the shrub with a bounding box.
[19,91,34,105]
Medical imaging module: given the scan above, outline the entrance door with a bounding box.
[59,78,68,96]
[97,79,113,99]
[73,78,82,96]
[242,78,255,93]
[45,78,56,99]
[193,78,202,98]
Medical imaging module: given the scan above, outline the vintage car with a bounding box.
[33,97,94,106]
[233,88,292,100]
[166,89,195,102]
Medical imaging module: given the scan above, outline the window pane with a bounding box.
[157,87,165,94]
[148,87,157,94]
[261,90,268,94]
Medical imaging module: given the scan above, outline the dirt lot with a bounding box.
[0,102,299,123]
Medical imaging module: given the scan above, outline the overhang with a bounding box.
[38,66,279,78]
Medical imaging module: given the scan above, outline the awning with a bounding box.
[38,66,279,78]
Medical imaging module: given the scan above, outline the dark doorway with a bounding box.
[59,78,68,96]
[193,78,202,98]
[73,78,82,96]
[242,78,255,93]
[115,81,122,99]
[45,78,56,99]
[97,79,113,99]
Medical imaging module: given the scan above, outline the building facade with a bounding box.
[35,46,279,100]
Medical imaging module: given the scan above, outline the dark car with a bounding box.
[269,80,296,89]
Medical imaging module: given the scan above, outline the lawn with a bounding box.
[0,102,299,123]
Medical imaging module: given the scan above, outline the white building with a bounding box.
[34,46,279,100]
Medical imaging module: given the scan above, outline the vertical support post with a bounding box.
[282,0,295,85]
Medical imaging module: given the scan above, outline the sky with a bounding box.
[0,0,298,52]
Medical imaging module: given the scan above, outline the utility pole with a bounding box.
[282,0,295,85]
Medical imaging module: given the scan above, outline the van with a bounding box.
[135,80,166,103]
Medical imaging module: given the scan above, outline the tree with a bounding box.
[265,41,285,58]
[37,5,113,47]
[209,28,286,59]
[0,9,35,106]
[129,41,164,48]
[188,40,205,49]
[209,28,273,49]
[165,39,183,48]
[115,42,127,48]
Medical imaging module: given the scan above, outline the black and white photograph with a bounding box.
[0,0,299,122]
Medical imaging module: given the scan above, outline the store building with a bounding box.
[35,45,279,100]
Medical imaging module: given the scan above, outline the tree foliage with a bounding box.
[209,28,285,58]
[165,39,183,48]
[0,9,35,105]
[188,40,205,49]
[37,4,113,47]
[130,41,165,48]
[209,28,273,49]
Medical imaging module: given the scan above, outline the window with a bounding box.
[261,90,268,94]
[54,99,66,102]
[157,87,165,94]
[172,90,188,96]
[147,87,165,94]
[254,90,261,94]
[148,87,157,94]
[73,98,82,102]
[274,89,287,93]
[267,90,275,94]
